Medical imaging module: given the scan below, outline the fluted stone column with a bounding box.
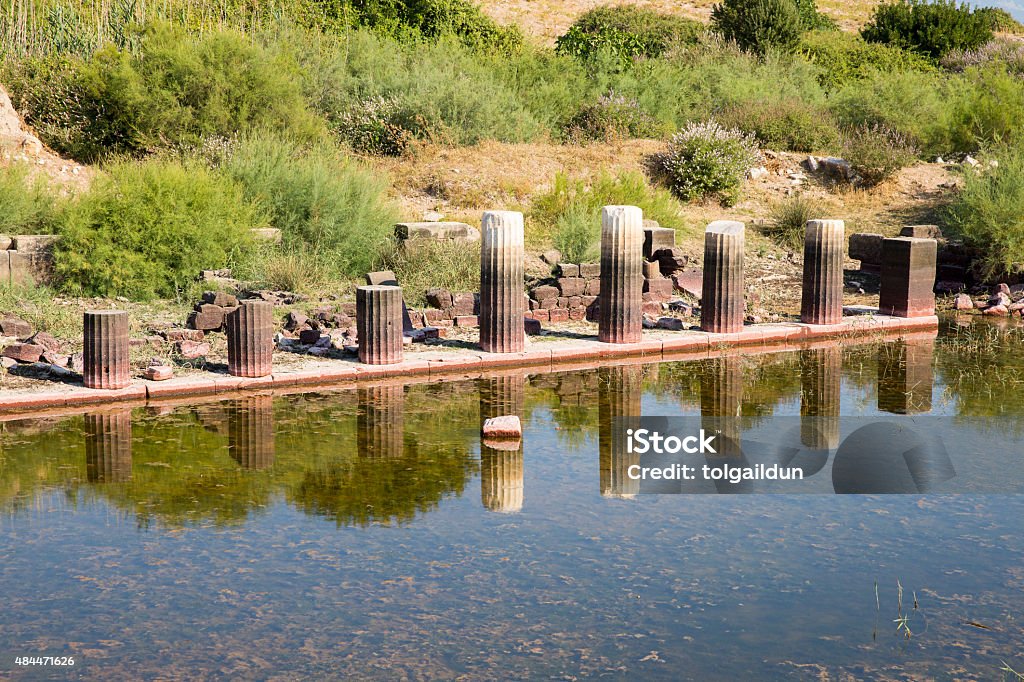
[480,211,525,353]
[357,385,405,458]
[226,300,274,378]
[801,219,845,325]
[598,365,643,498]
[598,205,644,344]
[878,338,934,415]
[800,347,841,449]
[879,237,937,317]
[701,221,745,334]
[228,395,275,469]
[84,410,132,483]
[357,285,403,365]
[83,310,130,389]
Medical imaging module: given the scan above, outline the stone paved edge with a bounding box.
[0,315,939,416]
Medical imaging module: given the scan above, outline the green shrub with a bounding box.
[949,65,1024,152]
[529,171,685,250]
[800,30,936,88]
[793,0,838,31]
[555,5,705,63]
[717,98,840,152]
[660,121,761,205]
[766,194,824,248]
[315,0,523,53]
[376,240,480,307]
[841,123,919,186]
[711,0,803,56]
[946,145,1024,280]
[941,38,1024,76]
[334,95,415,156]
[861,0,993,59]
[0,163,59,234]
[828,68,955,155]
[562,92,663,143]
[54,158,262,300]
[5,22,324,162]
[302,30,547,147]
[975,7,1024,34]
[221,133,399,279]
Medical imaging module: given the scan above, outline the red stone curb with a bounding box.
[0,314,939,416]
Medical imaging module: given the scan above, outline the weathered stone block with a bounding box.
[556,263,580,278]
[549,308,569,323]
[425,288,454,309]
[524,317,542,335]
[188,304,226,332]
[531,284,559,302]
[849,233,883,267]
[878,237,937,318]
[394,222,480,242]
[202,291,238,307]
[365,270,399,286]
[0,317,32,338]
[899,225,943,239]
[644,277,674,300]
[556,277,585,297]
[2,343,43,363]
[580,263,601,278]
[643,227,676,260]
[452,292,477,315]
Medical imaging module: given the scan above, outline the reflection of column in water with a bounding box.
[598,365,643,498]
[700,356,742,453]
[479,374,526,513]
[479,374,526,422]
[800,347,841,449]
[877,338,934,415]
[480,442,523,513]
[228,395,275,469]
[85,410,132,483]
[700,356,752,493]
[357,385,405,458]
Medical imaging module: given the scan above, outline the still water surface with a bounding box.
[1,320,1022,680]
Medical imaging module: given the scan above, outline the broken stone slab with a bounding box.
[175,340,210,359]
[0,317,32,338]
[643,227,676,260]
[394,222,481,243]
[145,365,173,381]
[425,287,454,309]
[188,304,228,332]
[249,228,282,244]
[2,343,43,363]
[365,270,399,286]
[849,233,884,267]
[900,225,943,240]
[10,234,59,253]
[482,415,522,440]
[163,328,205,342]
[202,291,239,307]
[671,269,703,298]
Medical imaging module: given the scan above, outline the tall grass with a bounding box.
[0,162,60,234]
[220,132,399,280]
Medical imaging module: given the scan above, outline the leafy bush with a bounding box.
[766,193,824,248]
[0,163,59,234]
[54,158,261,300]
[334,95,415,156]
[555,5,705,63]
[562,92,662,143]
[302,30,547,147]
[376,240,480,307]
[793,0,838,31]
[975,7,1024,34]
[5,23,324,162]
[800,30,936,88]
[315,0,523,52]
[711,0,803,56]
[949,65,1024,152]
[529,171,685,250]
[221,133,399,279]
[841,123,918,186]
[660,121,761,205]
[717,98,840,152]
[947,145,1024,280]
[861,0,993,59]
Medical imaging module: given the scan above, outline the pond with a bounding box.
[1,318,1022,680]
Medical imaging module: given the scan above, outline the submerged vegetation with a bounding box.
[1,0,1024,296]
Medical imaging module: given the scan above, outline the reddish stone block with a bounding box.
[452,292,477,315]
[568,307,586,321]
[556,277,586,297]
[424,309,449,324]
[580,263,601,278]
[533,310,549,322]
[644,278,674,300]
[145,365,173,381]
[188,304,226,331]
[642,301,664,315]
[2,343,43,362]
[549,308,569,323]
[532,285,559,301]
[454,315,479,327]
[879,238,937,318]
[584,278,601,296]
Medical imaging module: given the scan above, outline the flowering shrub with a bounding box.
[941,39,1024,77]
[335,95,415,156]
[660,121,761,205]
[562,92,662,143]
